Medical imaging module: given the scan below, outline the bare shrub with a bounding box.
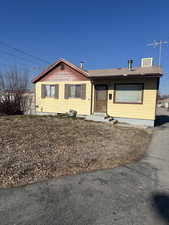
[0,67,31,115]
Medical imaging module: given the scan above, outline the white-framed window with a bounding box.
[41,84,59,98]
[114,83,143,104]
[45,85,55,97]
[64,84,86,99]
[69,85,82,98]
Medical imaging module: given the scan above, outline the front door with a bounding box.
[94,85,107,113]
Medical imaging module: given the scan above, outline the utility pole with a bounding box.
[147,40,168,66]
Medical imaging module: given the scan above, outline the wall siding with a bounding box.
[92,77,158,120]
[35,76,158,120]
[35,81,91,115]
[40,63,88,82]
[108,77,157,120]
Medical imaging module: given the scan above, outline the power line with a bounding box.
[0,40,50,64]
[0,49,48,68]
[147,40,168,66]
[0,61,42,72]
[0,48,42,65]
[0,57,31,70]
[0,49,46,73]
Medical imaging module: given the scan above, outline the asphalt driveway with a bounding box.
[0,108,169,225]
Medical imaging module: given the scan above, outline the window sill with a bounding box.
[113,101,143,104]
[43,97,56,99]
[67,97,82,99]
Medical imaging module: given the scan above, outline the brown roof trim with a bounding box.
[89,74,162,80]
[32,58,89,83]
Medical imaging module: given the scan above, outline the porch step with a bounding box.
[85,114,110,123]
[93,113,107,117]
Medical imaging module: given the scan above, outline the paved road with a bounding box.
[0,110,169,225]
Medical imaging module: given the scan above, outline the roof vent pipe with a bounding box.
[80,61,85,70]
[128,59,133,71]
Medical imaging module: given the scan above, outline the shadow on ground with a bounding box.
[151,192,169,224]
[155,115,169,126]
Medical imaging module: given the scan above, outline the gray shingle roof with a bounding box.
[88,66,163,77]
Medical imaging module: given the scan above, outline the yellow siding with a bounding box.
[35,77,158,120]
[35,81,91,115]
[106,78,157,120]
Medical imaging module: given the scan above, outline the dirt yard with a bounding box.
[0,116,152,188]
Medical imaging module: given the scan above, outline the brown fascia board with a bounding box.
[88,73,163,79]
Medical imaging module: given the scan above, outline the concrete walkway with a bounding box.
[0,110,169,225]
[143,123,169,190]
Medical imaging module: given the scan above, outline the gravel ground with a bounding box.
[0,115,151,188]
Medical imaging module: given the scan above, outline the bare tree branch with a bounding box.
[0,67,32,115]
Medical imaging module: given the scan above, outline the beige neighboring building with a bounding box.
[23,91,35,114]
[158,98,169,109]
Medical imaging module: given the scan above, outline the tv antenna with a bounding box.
[147,40,168,66]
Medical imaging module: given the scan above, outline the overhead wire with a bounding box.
[0,40,50,64]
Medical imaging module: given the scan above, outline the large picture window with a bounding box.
[114,83,143,104]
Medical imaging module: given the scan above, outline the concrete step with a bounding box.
[93,113,107,117]
[85,115,110,123]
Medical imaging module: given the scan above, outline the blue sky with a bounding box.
[0,0,168,94]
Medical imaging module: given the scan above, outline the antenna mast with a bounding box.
[147,40,168,66]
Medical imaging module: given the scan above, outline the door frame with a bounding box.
[94,84,108,114]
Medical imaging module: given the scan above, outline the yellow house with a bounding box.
[32,58,163,127]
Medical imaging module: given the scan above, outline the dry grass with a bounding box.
[0,116,152,188]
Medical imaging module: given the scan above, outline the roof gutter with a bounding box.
[88,73,163,79]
